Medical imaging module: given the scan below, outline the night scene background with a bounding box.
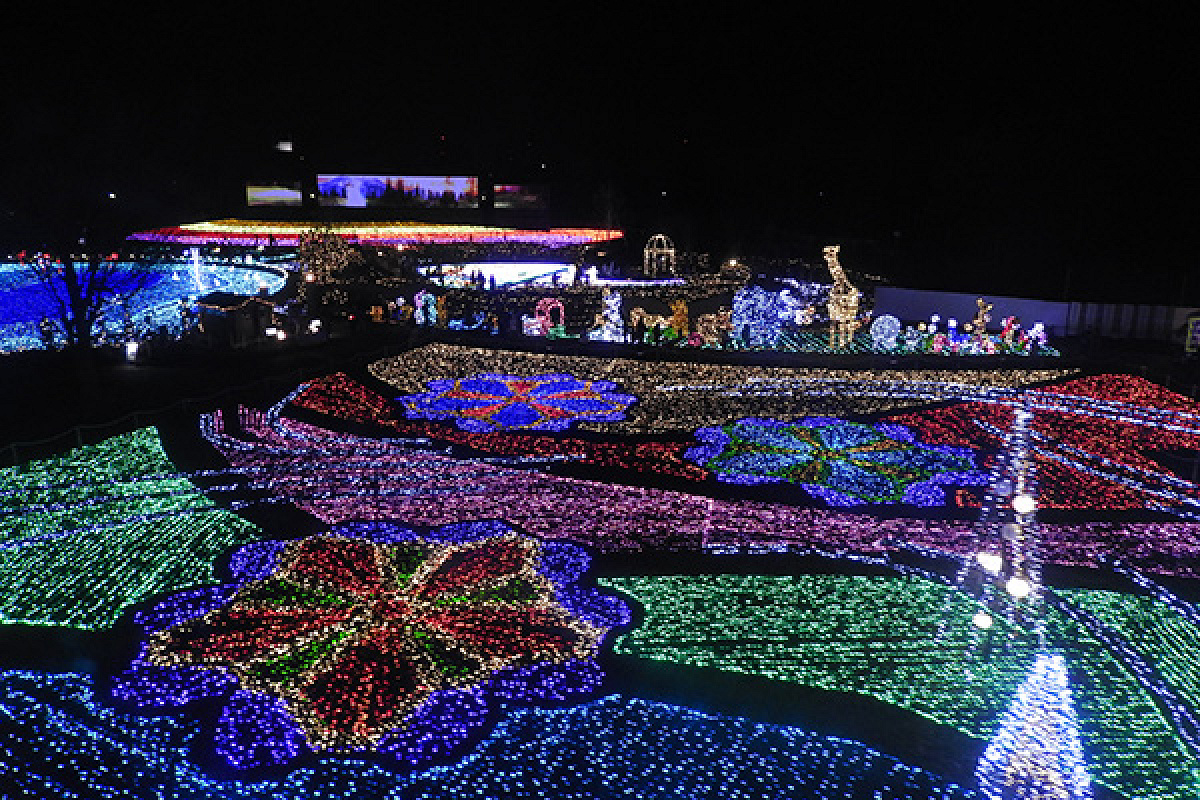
[1,8,1200,800]
[4,8,1197,303]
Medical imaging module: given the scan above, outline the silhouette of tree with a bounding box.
[21,251,155,350]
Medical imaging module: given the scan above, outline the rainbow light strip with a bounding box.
[202,403,1200,578]
[126,219,624,248]
[366,343,1078,435]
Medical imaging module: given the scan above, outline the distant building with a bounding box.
[195,291,274,347]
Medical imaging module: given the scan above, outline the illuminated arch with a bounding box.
[643,233,676,278]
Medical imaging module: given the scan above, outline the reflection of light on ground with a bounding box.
[424,262,575,288]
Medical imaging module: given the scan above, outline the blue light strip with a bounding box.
[1,671,983,799]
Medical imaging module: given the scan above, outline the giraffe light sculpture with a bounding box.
[823,245,861,349]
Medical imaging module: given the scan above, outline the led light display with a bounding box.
[685,416,985,505]
[368,344,1078,435]
[0,428,260,629]
[116,519,628,768]
[317,175,479,209]
[731,285,786,348]
[1062,587,1200,737]
[206,403,1200,578]
[492,183,546,210]
[3,346,1200,798]
[888,373,1200,515]
[397,373,636,433]
[2,671,986,799]
[292,372,706,479]
[0,259,285,352]
[127,219,624,248]
[246,183,302,207]
[602,573,1199,800]
[586,288,626,341]
[976,653,1093,800]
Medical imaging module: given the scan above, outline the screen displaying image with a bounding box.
[316,175,479,208]
[246,184,303,207]
[493,184,546,210]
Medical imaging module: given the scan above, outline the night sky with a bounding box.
[3,8,1198,303]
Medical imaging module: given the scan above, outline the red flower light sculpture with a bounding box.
[116,523,627,769]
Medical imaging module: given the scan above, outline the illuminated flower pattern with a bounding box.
[396,373,635,433]
[113,520,629,769]
[686,416,986,506]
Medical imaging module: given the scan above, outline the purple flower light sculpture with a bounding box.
[112,520,629,770]
[396,373,636,433]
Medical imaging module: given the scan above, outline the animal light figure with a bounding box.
[823,245,861,348]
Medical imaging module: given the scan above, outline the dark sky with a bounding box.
[3,8,1199,303]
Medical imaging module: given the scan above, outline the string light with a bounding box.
[889,373,1200,516]
[602,573,1199,800]
[5,344,1199,797]
[396,373,636,433]
[0,428,260,629]
[127,219,624,248]
[368,344,1077,435]
[684,416,985,505]
[116,520,629,768]
[2,671,989,799]
[204,401,1200,580]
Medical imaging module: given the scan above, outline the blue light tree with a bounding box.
[976,652,1093,800]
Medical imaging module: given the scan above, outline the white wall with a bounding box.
[875,286,1198,341]
[874,288,1070,335]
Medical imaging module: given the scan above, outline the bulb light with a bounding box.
[1012,494,1037,514]
[2,671,985,799]
[976,552,1004,574]
[1006,576,1035,599]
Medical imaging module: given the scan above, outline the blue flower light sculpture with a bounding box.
[397,373,636,433]
[685,416,986,506]
[112,520,630,770]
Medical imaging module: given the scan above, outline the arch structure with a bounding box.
[643,234,676,278]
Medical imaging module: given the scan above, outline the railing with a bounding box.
[0,342,411,468]
[5,327,1200,469]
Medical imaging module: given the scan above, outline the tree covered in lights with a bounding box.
[20,251,155,350]
[297,226,362,285]
[297,226,364,313]
[976,652,1093,800]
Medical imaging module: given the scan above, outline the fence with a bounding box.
[7,327,1200,470]
[0,342,412,468]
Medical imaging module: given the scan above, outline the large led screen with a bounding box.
[493,183,546,210]
[246,184,303,207]
[317,175,479,208]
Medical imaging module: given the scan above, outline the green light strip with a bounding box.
[1063,588,1200,733]
[0,429,261,630]
[600,573,1200,800]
